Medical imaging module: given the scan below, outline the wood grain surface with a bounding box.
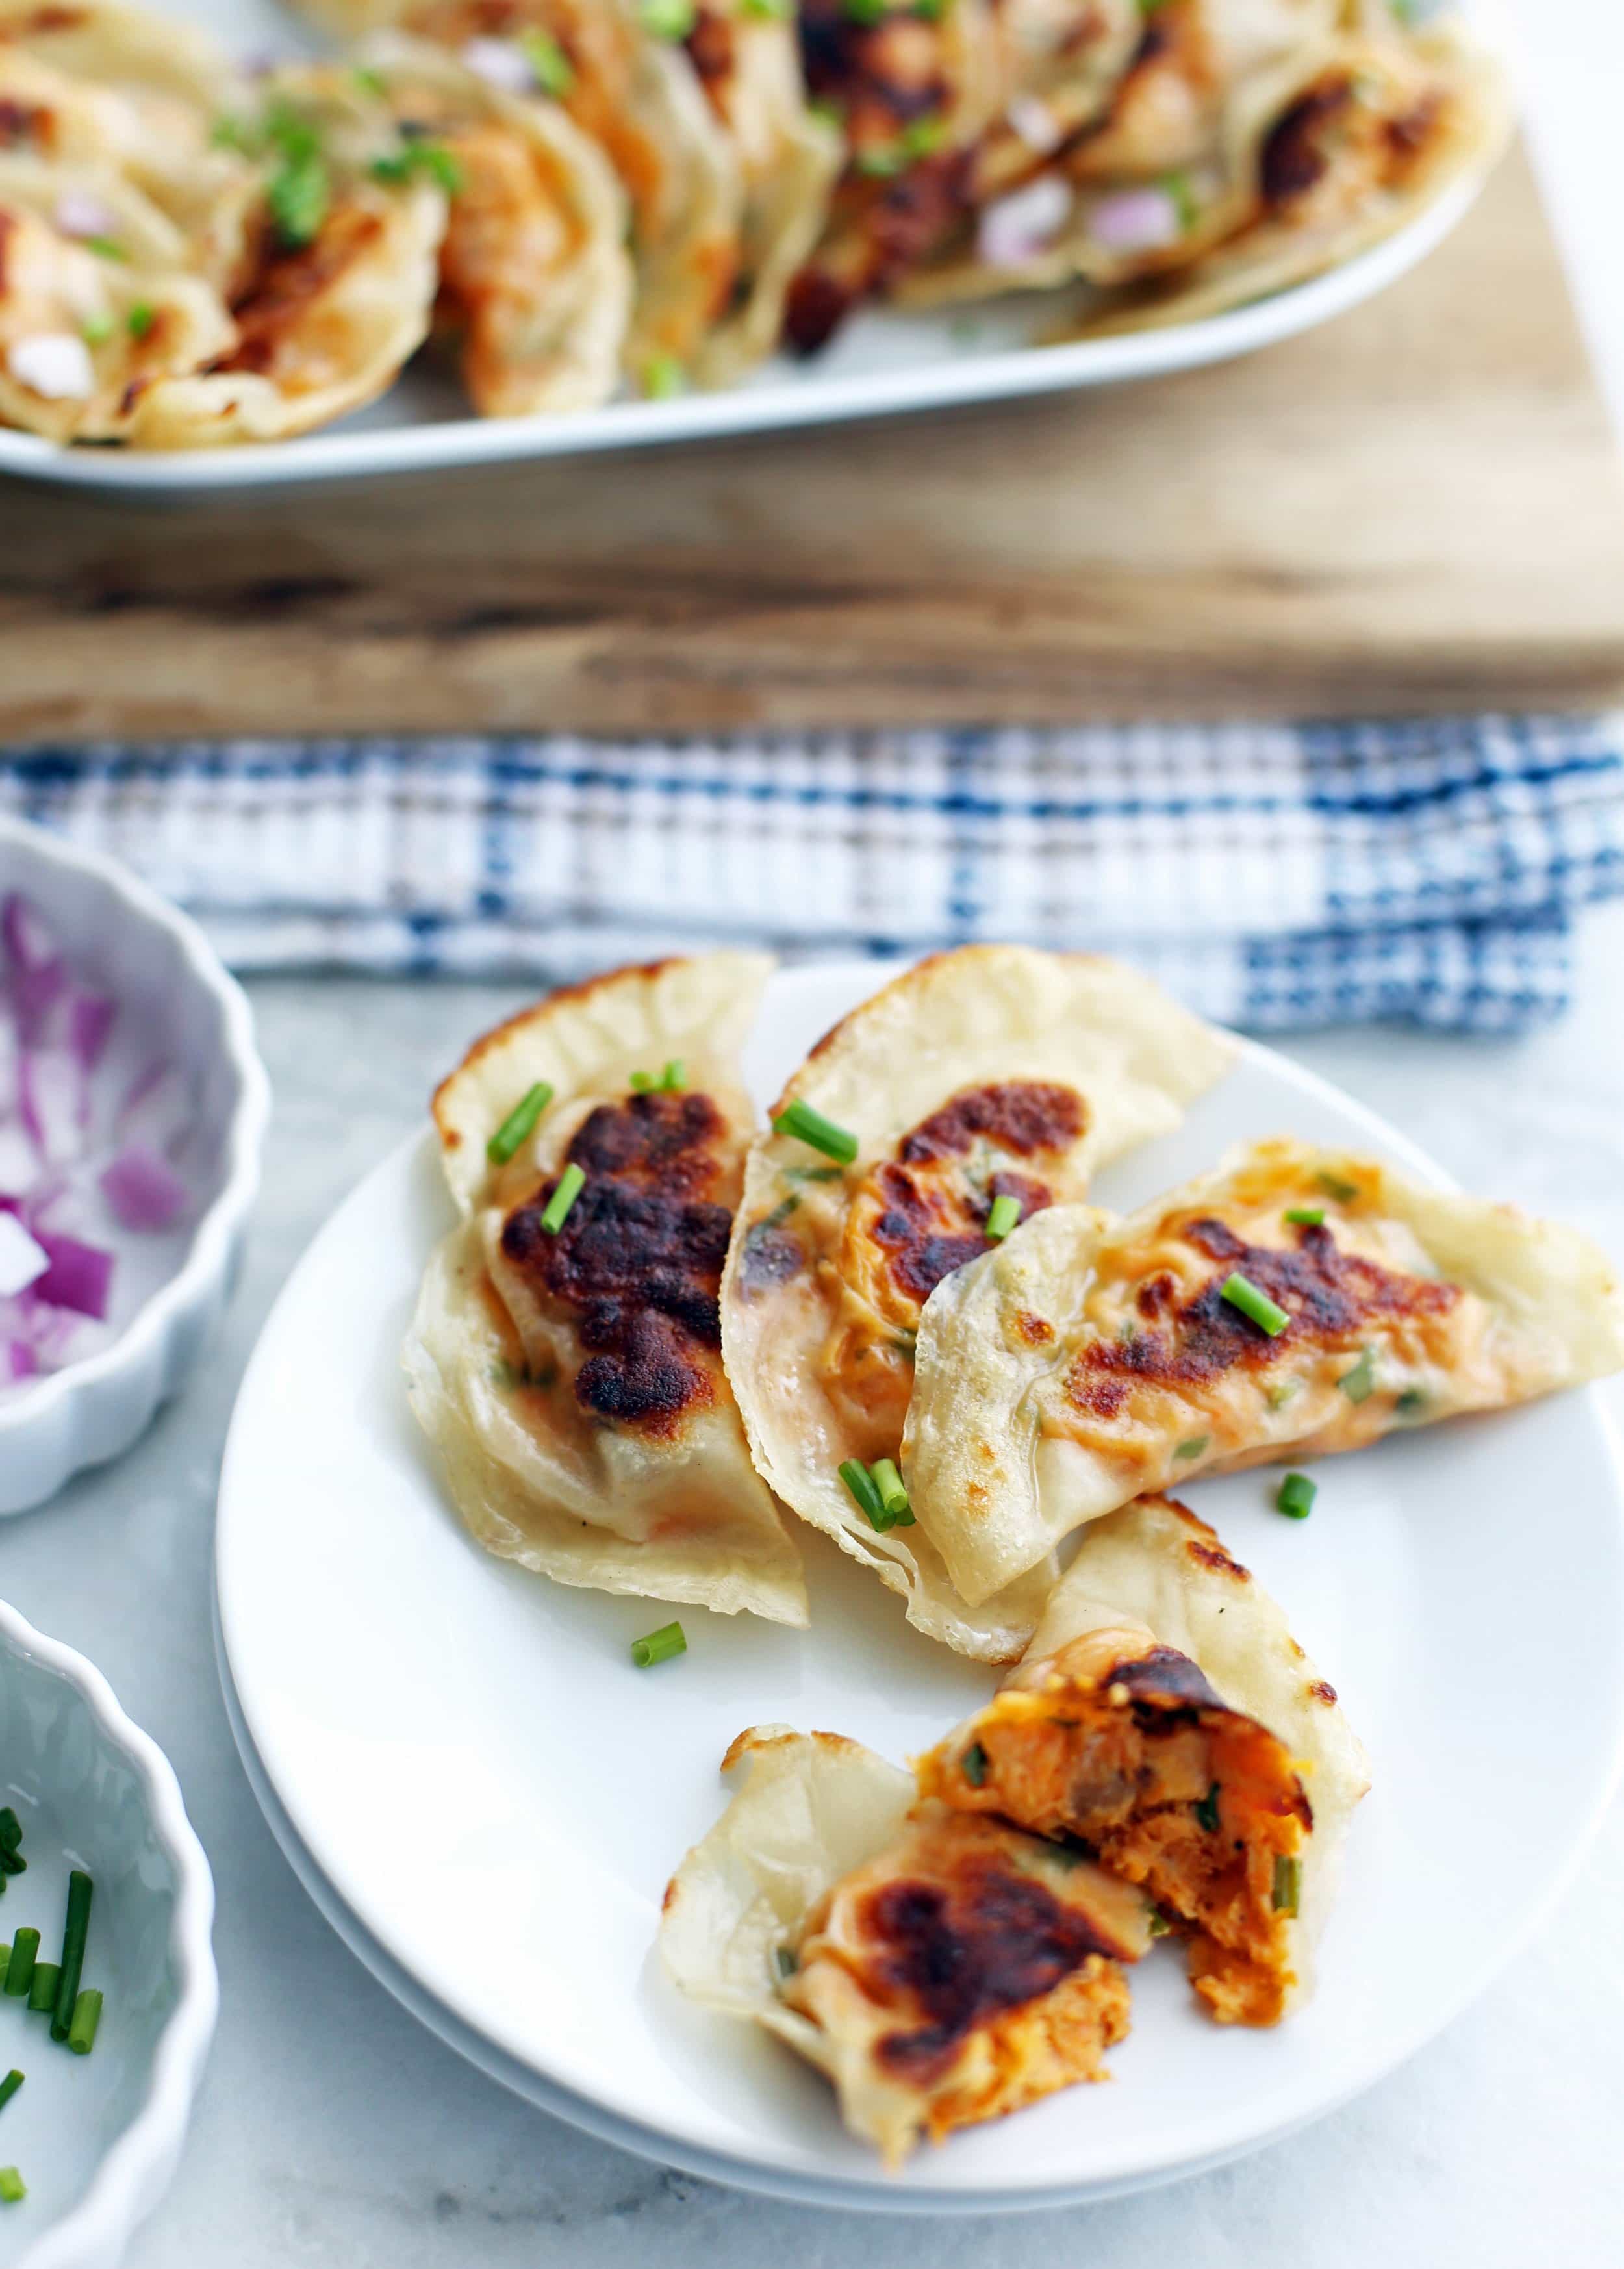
[3,144,1621,741]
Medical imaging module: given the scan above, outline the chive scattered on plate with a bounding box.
[487,1080,553,1165]
[772,1098,857,1164]
[984,1193,1022,1241]
[659,1059,684,1092]
[0,2073,20,2117]
[630,1621,686,1669]
[539,1162,585,1234]
[1220,1273,1289,1336]
[25,1964,57,2016]
[0,2167,23,2204]
[67,1990,102,2057]
[1276,1471,1316,1519]
[1284,1206,1325,1227]
[3,1933,36,2000]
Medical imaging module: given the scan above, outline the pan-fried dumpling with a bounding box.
[292,1,744,385]
[906,1137,1624,1605]
[122,66,448,446]
[720,949,1236,1662]
[0,177,233,442]
[661,1725,1152,2164]
[406,956,807,1625]
[0,5,259,288]
[918,1495,1369,2022]
[681,1,840,387]
[357,34,630,415]
[1075,21,1510,336]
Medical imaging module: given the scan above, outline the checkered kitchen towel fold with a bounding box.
[3,713,1622,1033]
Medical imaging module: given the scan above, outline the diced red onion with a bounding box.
[1087,186,1183,254]
[4,1337,38,1382]
[68,990,117,1072]
[31,1231,114,1320]
[53,189,119,242]
[461,36,534,92]
[0,1210,49,1299]
[976,175,1072,270]
[1005,95,1063,157]
[115,1059,189,1156]
[18,1045,87,1163]
[100,1144,189,1232]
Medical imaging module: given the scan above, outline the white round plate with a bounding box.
[214,961,1624,2213]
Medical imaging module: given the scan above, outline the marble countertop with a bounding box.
[0,908,1619,2269]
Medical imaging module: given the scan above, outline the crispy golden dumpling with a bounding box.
[407,955,807,1625]
[661,1725,1152,2164]
[0,173,233,441]
[721,948,1236,1661]
[357,34,631,415]
[906,1139,1624,1605]
[919,1494,1369,2023]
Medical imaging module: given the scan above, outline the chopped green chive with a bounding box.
[126,302,157,341]
[869,1458,915,1527]
[1339,1347,1377,1403]
[839,1457,885,1525]
[487,1080,553,1163]
[659,1059,685,1092]
[783,1164,843,1185]
[1161,168,1197,229]
[641,353,686,399]
[49,1871,92,2046]
[25,1963,57,2015]
[629,1069,655,1091]
[642,0,696,35]
[267,151,329,247]
[962,1742,989,1788]
[1174,1436,1208,1461]
[1271,1854,1301,1916]
[743,0,792,16]
[1195,1783,1221,1832]
[3,1933,36,1999]
[772,1098,857,1164]
[1221,1273,1289,1337]
[370,141,464,194]
[81,311,115,346]
[351,64,387,96]
[539,1162,585,1234]
[1267,1376,1301,1410]
[1284,1206,1325,1227]
[985,1193,1022,1241]
[84,236,126,261]
[1147,1911,1173,1938]
[66,1990,101,2057]
[0,1951,8,1991]
[0,1847,21,1878]
[1276,1471,1317,1519]
[520,27,576,95]
[1317,1171,1360,1204]
[0,1814,18,1855]
[774,1944,797,1978]
[0,2073,20,2116]
[0,2168,23,2204]
[1395,1386,1428,1417]
[630,1621,686,1669]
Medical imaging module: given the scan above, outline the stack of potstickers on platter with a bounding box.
[405,946,1624,2164]
[0,0,1508,445]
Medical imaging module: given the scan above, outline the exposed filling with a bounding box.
[1048,1149,1478,1488]
[498,1088,737,1436]
[813,1080,1086,1459]
[781,1805,1146,2153]
[919,1634,1311,2025]
[216,201,385,386]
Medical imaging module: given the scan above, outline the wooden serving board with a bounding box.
[3,144,1623,740]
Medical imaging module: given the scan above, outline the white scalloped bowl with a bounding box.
[0,818,269,1515]
[0,1597,218,2269]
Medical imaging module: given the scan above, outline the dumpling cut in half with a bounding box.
[918,1494,1369,2024]
[906,1137,1624,1606]
[660,1725,1153,2166]
[405,954,807,1625]
[720,948,1236,1662]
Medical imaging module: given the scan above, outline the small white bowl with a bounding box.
[0,818,270,1515]
[0,1597,218,2269]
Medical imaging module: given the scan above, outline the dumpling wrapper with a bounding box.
[294,0,746,381]
[906,1137,1624,1605]
[0,177,234,442]
[358,34,631,415]
[406,954,807,1625]
[721,948,1236,1662]
[918,1493,1369,2022]
[123,67,448,446]
[661,1725,1152,2165]
[0,4,260,289]
[683,1,841,388]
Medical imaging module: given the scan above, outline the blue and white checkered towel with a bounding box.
[3,714,1621,1033]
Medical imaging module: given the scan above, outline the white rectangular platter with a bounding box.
[0,0,1487,493]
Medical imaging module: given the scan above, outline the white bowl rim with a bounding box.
[0,1595,219,2269]
[0,815,271,1441]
